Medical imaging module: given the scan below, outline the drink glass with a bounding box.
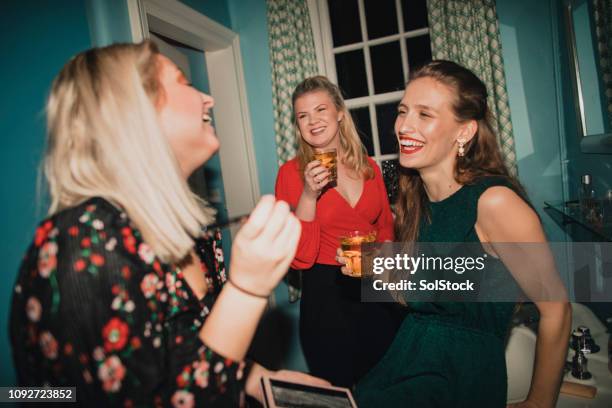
[339,230,377,277]
[313,148,337,186]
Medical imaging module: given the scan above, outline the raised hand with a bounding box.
[229,195,301,297]
[302,159,331,198]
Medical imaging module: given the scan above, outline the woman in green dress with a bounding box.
[340,61,571,407]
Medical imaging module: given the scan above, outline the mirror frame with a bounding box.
[564,1,612,154]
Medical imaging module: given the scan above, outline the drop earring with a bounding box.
[457,139,466,157]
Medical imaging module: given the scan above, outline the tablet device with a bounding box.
[260,376,358,408]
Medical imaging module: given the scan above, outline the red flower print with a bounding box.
[176,366,192,388]
[74,259,86,272]
[140,273,159,298]
[166,273,177,294]
[34,221,53,247]
[81,237,91,248]
[138,243,155,264]
[171,390,194,408]
[130,337,141,349]
[98,355,126,393]
[124,236,136,254]
[193,361,210,388]
[68,226,79,236]
[121,266,131,279]
[102,317,129,352]
[64,343,73,355]
[38,242,58,278]
[39,331,58,360]
[90,253,105,267]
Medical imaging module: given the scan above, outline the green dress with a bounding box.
[355,177,521,407]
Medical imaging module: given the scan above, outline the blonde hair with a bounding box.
[292,76,373,179]
[44,41,214,263]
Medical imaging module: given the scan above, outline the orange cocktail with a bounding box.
[313,148,337,185]
[340,230,377,277]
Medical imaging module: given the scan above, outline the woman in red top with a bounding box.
[275,76,403,387]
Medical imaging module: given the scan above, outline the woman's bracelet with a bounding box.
[228,278,270,300]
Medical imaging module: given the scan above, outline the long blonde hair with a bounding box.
[292,76,373,179]
[44,41,214,263]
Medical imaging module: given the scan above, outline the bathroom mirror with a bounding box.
[564,0,612,153]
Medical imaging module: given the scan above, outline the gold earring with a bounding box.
[457,139,466,157]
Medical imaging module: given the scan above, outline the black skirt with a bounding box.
[299,263,404,388]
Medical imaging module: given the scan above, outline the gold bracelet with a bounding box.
[228,279,269,299]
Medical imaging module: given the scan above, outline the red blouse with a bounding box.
[275,157,394,270]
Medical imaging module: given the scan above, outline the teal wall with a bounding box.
[572,0,608,135]
[495,0,612,289]
[0,0,93,386]
[496,0,567,243]
[556,0,612,198]
[228,0,279,195]
[226,0,305,371]
[85,0,132,45]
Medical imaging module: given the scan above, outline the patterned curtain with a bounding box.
[426,0,518,175]
[592,0,612,129]
[266,0,319,165]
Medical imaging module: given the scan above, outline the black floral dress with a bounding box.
[10,197,251,407]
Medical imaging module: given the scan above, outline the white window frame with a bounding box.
[308,0,430,167]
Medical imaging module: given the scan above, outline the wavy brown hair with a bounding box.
[395,60,525,243]
[292,76,373,179]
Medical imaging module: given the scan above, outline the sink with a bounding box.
[505,303,612,406]
[506,324,537,403]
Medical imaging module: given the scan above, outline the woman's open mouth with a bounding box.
[399,137,425,155]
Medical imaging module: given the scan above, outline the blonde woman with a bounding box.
[275,76,402,387]
[10,41,327,407]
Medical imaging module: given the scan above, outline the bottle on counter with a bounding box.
[579,174,601,223]
[603,190,612,224]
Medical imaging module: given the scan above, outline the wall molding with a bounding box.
[126,0,261,223]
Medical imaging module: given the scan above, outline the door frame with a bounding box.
[127,0,261,223]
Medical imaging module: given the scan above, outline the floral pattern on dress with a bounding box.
[10,197,250,406]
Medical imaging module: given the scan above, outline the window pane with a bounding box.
[376,102,400,155]
[406,34,432,72]
[364,0,398,40]
[370,41,404,94]
[381,159,399,203]
[402,0,429,31]
[335,49,369,98]
[350,107,374,156]
[328,0,362,46]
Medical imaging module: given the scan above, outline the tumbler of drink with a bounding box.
[313,148,337,186]
[339,230,377,277]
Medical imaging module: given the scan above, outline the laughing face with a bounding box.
[157,55,218,178]
[395,77,472,171]
[294,90,344,151]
